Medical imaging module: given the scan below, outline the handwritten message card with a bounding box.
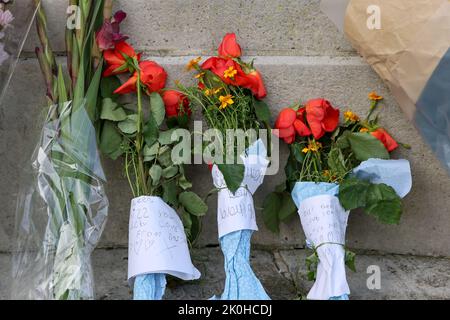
[128,196,200,282]
[297,195,349,247]
[212,151,268,238]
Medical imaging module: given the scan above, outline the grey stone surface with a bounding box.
[1,248,449,300]
[24,0,354,57]
[1,56,449,257]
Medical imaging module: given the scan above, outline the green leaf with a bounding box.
[327,147,348,176]
[144,113,159,146]
[217,164,245,194]
[278,192,298,221]
[100,76,121,99]
[118,114,138,134]
[336,131,350,149]
[253,97,271,122]
[143,142,160,162]
[149,164,162,186]
[262,192,281,233]
[347,132,389,161]
[158,146,173,167]
[179,191,208,216]
[178,173,193,190]
[100,98,127,122]
[338,178,371,210]
[162,165,178,178]
[150,92,165,126]
[365,183,402,224]
[345,250,356,272]
[99,121,124,160]
[158,129,176,145]
[305,252,319,281]
[291,143,305,163]
[163,180,178,206]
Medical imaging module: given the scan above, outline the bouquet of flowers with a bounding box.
[12,0,112,299]
[264,93,412,300]
[180,33,272,300]
[98,13,206,300]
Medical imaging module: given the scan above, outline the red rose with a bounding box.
[162,90,191,118]
[114,60,167,95]
[218,33,242,59]
[201,57,246,85]
[103,41,141,77]
[305,98,339,140]
[274,108,311,144]
[241,70,267,100]
[371,128,399,152]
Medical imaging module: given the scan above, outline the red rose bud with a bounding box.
[162,90,191,118]
[139,61,167,93]
[218,33,242,58]
[274,108,297,144]
[241,70,267,100]
[103,41,141,77]
[114,60,167,95]
[371,128,399,152]
[305,98,339,140]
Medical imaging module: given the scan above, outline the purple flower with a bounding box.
[0,9,13,28]
[96,10,128,51]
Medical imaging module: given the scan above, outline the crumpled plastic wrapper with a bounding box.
[11,101,109,300]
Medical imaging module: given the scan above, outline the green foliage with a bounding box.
[217,164,245,194]
[345,132,390,161]
[262,188,299,233]
[339,177,403,225]
[179,192,208,216]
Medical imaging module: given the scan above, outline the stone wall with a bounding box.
[1,0,449,257]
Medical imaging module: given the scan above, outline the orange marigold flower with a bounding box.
[344,110,360,122]
[368,92,383,101]
[186,57,202,71]
[223,66,238,79]
[360,128,369,133]
[219,94,234,109]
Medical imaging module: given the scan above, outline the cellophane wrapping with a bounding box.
[11,101,109,300]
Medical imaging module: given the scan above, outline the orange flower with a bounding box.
[368,92,383,101]
[162,90,191,118]
[103,41,141,77]
[305,99,340,140]
[186,57,202,71]
[274,108,311,144]
[371,128,398,152]
[218,33,242,59]
[114,60,167,95]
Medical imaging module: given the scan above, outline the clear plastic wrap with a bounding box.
[0,0,37,104]
[11,101,109,300]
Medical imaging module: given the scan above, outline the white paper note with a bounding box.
[127,196,200,282]
[212,140,269,238]
[298,195,349,247]
[297,194,350,300]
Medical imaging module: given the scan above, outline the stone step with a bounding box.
[1,57,448,257]
[24,0,354,57]
[1,248,449,299]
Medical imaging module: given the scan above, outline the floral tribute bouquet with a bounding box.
[180,33,272,300]
[98,14,206,300]
[12,0,113,299]
[264,93,412,300]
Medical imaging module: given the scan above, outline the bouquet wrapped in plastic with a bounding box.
[180,33,272,300]
[265,94,412,300]
[97,13,206,299]
[12,0,111,299]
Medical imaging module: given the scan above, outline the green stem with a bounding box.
[136,71,149,196]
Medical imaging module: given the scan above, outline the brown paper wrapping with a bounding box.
[344,0,450,121]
